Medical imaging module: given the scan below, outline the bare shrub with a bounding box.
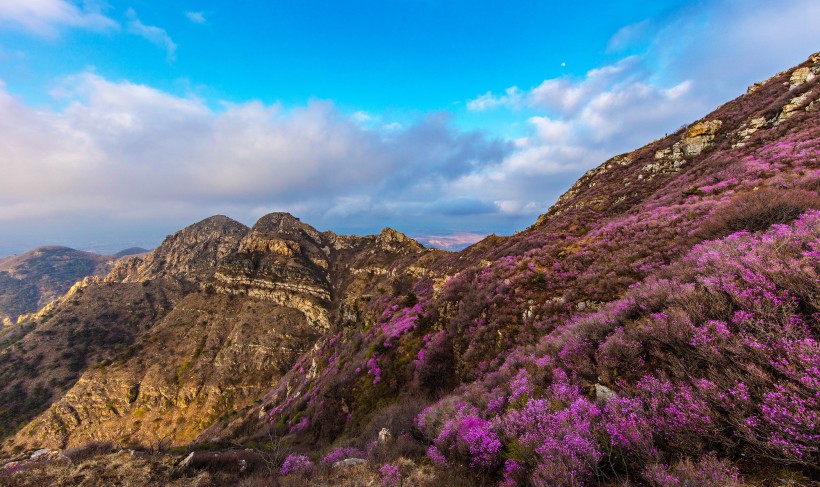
[698,188,820,240]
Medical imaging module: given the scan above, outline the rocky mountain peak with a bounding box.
[248,212,324,243]
[117,215,249,282]
[184,215,249,237]
[376,227,424,253]
[240,213,325,258]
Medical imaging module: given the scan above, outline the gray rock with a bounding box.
[30,449,50,460]
[333,458,366,468]
[594,383,617,403]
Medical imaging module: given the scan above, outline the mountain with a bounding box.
[4,213,437,453]
[0,246,113,326]
[1,53,819,486]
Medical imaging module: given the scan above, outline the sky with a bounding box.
[0,0,818,255]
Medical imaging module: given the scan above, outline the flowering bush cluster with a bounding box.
[378,463,402,486]
[417,400,501,470]
[643,454,741,487]
[417,211,820,483]
[279,454,313,476]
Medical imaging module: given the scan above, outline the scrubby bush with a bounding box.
[185,449,268,474]
[322,447,366,465]
[698,188,820,240]
[643,454,742,487]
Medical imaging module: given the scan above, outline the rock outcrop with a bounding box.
[118,215,249,283]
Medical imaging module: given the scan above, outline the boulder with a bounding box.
[333,458,366,468]
[594,383,617,403]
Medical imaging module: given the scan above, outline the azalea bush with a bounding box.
[279,454,313,476]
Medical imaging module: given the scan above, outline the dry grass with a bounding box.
[0,449,500,487]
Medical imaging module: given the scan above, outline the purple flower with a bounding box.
[279,454,313,476]
[378,463,401,486]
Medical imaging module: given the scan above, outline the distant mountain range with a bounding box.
[0,246,152,326]
[1,53,819,486]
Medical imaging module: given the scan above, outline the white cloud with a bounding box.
[0,73,509,239]
[467,86,523,111]
[414,232,486,250]
[185,11,206,24]
[127,8,177,60]
[0,0,117,36]
[2,0,820,253]
[606,19,653,53]
[647,0,820,100]
[450,57,708,220]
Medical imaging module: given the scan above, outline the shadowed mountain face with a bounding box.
[2,53,820,484]
[0,247,113,326]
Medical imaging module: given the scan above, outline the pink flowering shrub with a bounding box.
[418,210,820,480]
[644,454,741,487]
[279,454,313,476]
[417,401,502,470]
[603,396,655,461]
[500,458,525,487]
[426,445,447,465]
[378,463,401,486]
[504,396,603,486]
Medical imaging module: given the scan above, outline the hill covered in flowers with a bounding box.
[208,52,820,486]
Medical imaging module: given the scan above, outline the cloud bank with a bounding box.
[0,74,510,243]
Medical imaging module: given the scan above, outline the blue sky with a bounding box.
[0,0,818,255]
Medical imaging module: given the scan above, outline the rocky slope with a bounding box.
[2,52,820,486]
[0,276,183,441]
[0,247,113,326]
[4,214,437,452]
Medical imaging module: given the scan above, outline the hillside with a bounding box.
[1,52,819,486]
[206,51,820,484]
[0,247,113,326]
